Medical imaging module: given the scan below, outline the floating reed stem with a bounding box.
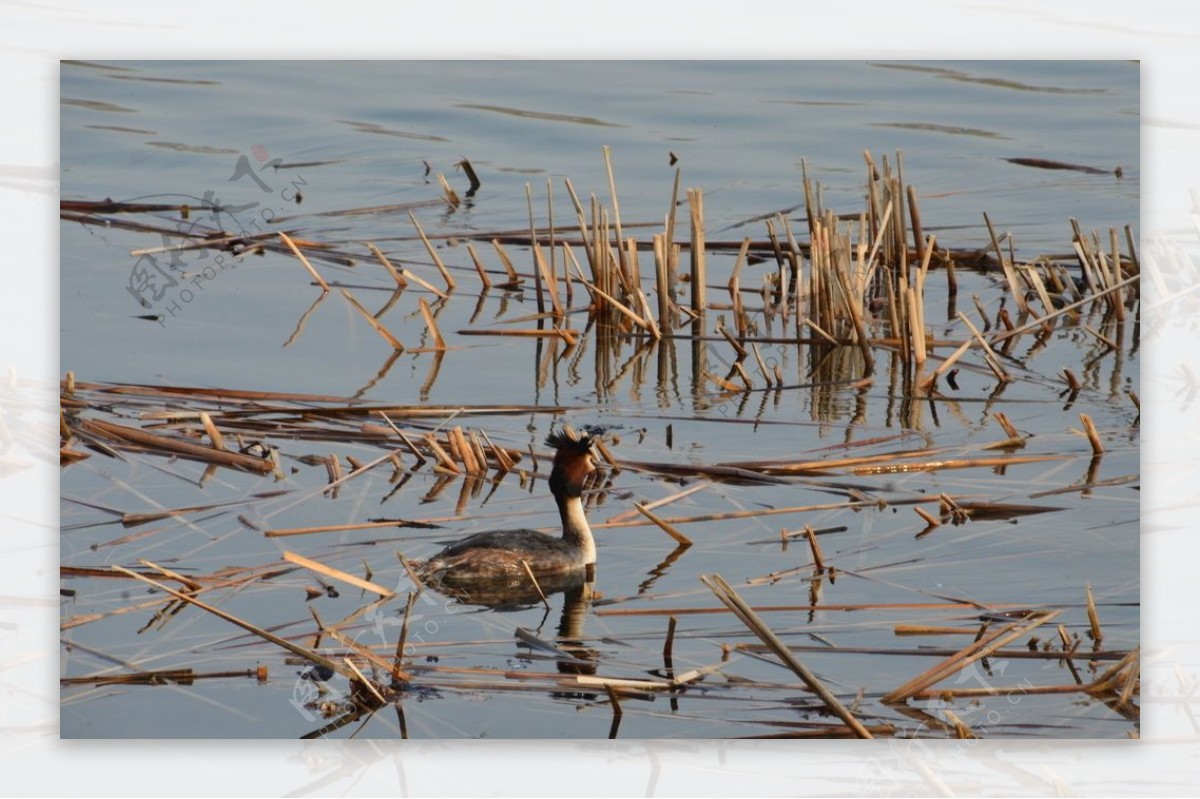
[112,565,359,682]
[283,551,395,598]
[457,328,577,343]
[78,418,273,473]
[701,573,874,738]
[279,231,330,292]
[265,519,438,538]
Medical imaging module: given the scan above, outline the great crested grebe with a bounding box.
[412,426,598,599]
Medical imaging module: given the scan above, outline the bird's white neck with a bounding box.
[558,495,596,564]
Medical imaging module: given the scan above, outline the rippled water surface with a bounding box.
[61,61,1139,739]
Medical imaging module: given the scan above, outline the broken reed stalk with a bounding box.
[653,234,670,328]
[913,505,941,528]
[343,656,390,706]
[803,525,825,573]
[732,362,755,391]
[394,590,419,674]
[688,188,706,316]
[423,432,461,473]
[61,668,261,687]
[606,482,711,524]
[882,610,1059,703]
[634,503,693,546]
[435,174,460,207]
[340,289,405,351]
[533,244,563,317]
[1089,647,1139,693]
[389,256,448,299]
[418,297,447,350]
[907,185,926,265]
[571,262,653,333]
[490,239,524,286]
[324,453,343,486]
[730,237,751,337]
[465,244,492,289]
[700,573,874,738]
[1079,413,1104,455]
[524,184,547,318]
[982,213,1026,315]
[942,709,978,740]
[957,310,1009,382]
[602,145,626,273]
[367,241,410,287]
[990,272,1139,345]
[111,565,361,682]
[1085,582,1104,642]
[456,158,482,192]
[279,231,330,292]
[407,211,457,293]
[665,168,682,316]
[198,411,225,451]
[993,411,1020,440]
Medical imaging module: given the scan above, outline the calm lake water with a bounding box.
[60,61,1139,739]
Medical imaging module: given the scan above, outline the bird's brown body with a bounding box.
[412,427,597,604]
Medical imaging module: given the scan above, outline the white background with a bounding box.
[3,2,1196,796]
